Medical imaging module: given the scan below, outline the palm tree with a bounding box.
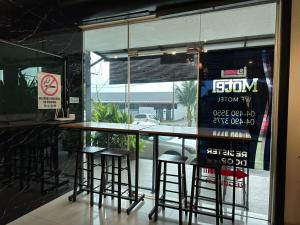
[175,80,197,127]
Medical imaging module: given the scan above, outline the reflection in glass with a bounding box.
[0,40,64,118]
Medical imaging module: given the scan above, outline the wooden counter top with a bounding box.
[59,122,153,133]
[139,125,252,141]
[59,122,252,141]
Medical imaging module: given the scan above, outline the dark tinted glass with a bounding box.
[0,41,64,120]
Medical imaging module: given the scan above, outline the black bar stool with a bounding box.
[0,132,10,183]
[98,149,132,214]
[149,153,188,225]
[11,128,38,189]
[72,146,105,206]
[36,132,57,194]
[188,157,223,225]
[21,128,55,193]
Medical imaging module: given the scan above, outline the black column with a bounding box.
[274,0,292,224]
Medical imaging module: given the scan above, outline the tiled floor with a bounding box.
[69,157,270,219]
[8,191,270,225]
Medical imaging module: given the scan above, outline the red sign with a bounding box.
[41,74,59,96]
[205,168,248,179]
[221,66,247,78]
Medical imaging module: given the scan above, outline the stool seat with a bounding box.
[81,146,106,154]
[158,154,187,164]
[100,149,129,157]
[190,157,222,169]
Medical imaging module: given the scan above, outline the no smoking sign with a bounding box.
[38,72,61,109]
[41,74,59,96]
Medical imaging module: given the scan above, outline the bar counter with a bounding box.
[60,122,252,220]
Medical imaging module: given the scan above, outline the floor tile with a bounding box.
[8,191,270,225]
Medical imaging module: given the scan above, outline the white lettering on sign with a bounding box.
[206,148,248,158]
[206,178,245,188]
[212,130,251,139]
[212,78,258,93]
[206,148,248,167]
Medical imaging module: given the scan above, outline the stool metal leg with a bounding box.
[26,148,32,185]
[90,154,94,207]
[117,157,122,213]
[188,164,196,225]
[215,171,220,225]
[178,163,182,225]
[40,148,45,195]
[72,151,80,202]
[13,149,17,179]
[86,154,90,195]
[19,149,25,189]
[99,155,105,208]
[112,156,115,199]
[126,155,133,204]
[162,161,167,210]
[154,161,162,221]
[194,165,200,218]
[218,169,223,223]
[182,162,188,214]
[78,150,83,191]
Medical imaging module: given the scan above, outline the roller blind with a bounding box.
[108,53,198,84]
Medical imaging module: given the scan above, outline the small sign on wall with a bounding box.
[38,72,61,109]
[69,97,80,104]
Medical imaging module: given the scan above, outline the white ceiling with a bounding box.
[84,3,276,53]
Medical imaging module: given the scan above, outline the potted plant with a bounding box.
[91,102,144,159]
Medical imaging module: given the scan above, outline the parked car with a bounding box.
[140,135,196,162]
[134,113,160,125]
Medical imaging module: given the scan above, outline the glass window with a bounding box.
[0,70,3,82]
[83,2,276,221]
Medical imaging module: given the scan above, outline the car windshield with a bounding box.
[135,114,147,118]
[159,136,173,141]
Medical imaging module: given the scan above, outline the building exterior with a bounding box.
[92,91,186,121]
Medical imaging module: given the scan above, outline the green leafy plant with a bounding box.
[92,102,131,123]
[175,80,197,127]
[92,102,144,152]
